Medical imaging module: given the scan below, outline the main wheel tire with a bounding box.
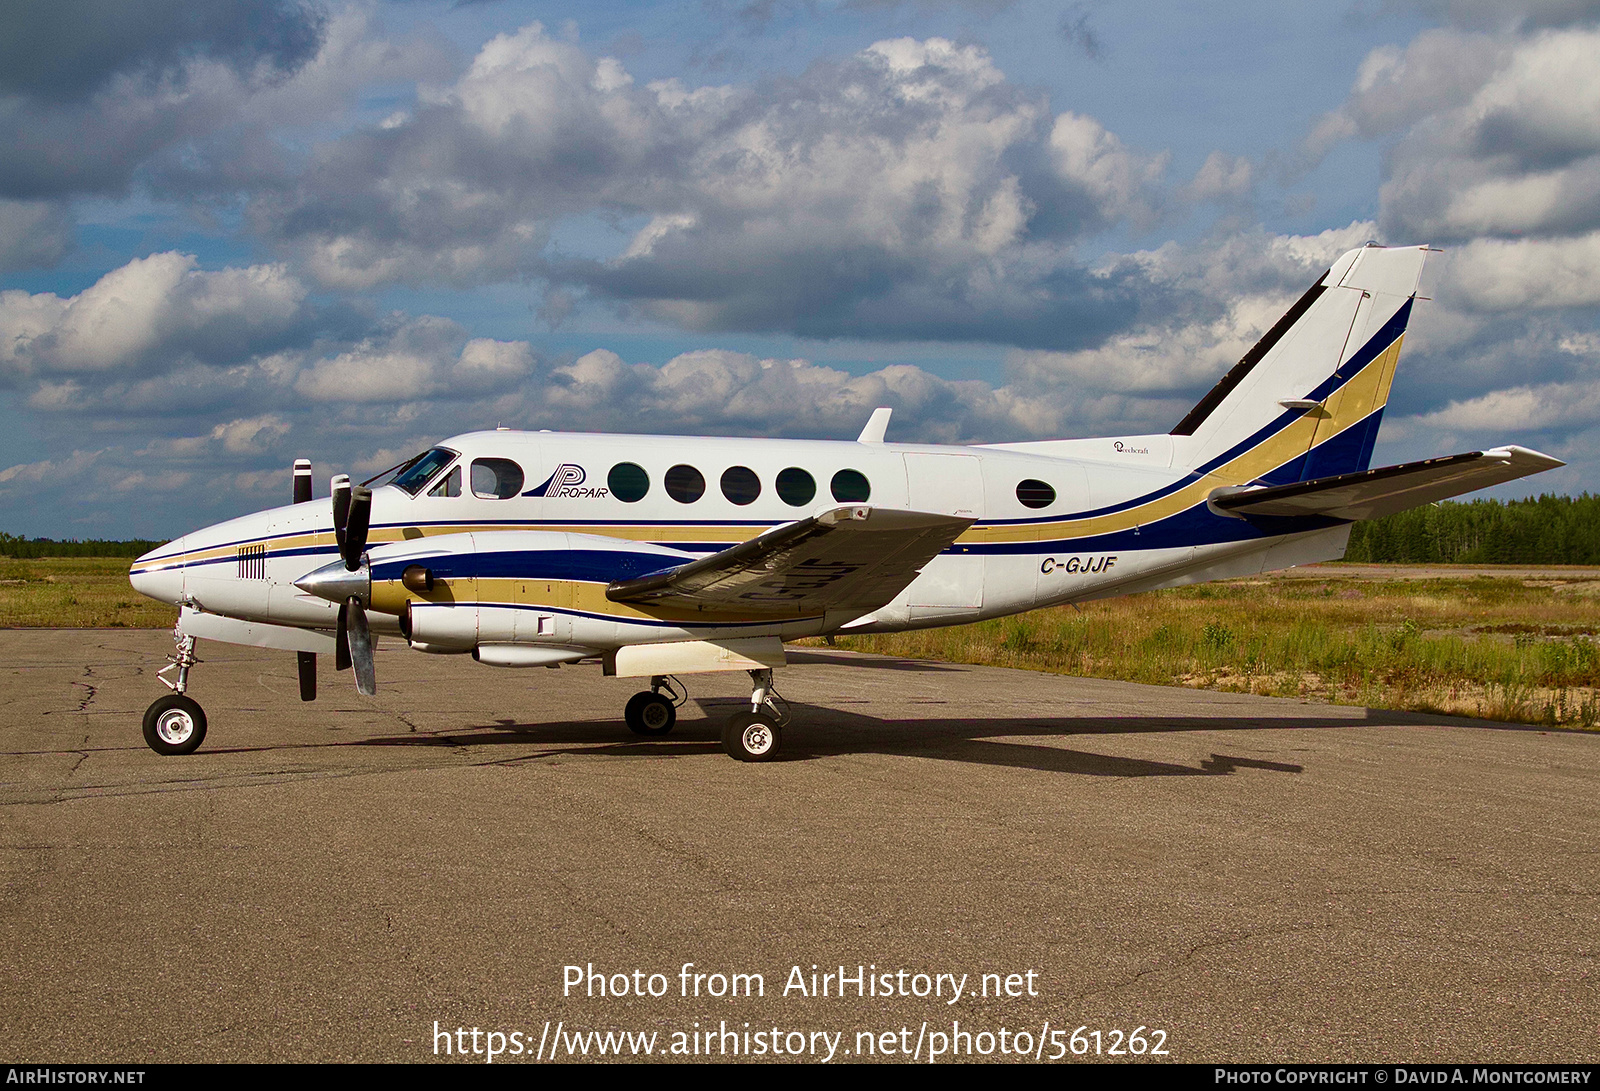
[624,691,676,736]
[723,712,781,762]
[142,694,208,756]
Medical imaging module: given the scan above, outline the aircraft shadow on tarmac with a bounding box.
[783,649,965,671]
[332,704,1359,777]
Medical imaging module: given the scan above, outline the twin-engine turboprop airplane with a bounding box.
[129,244,1563,761]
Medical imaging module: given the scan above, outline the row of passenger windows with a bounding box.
[608,463,870,506]
[400,449,1059,509]
[607,464,1058,508]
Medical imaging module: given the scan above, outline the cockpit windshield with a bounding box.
[387,447,459,496]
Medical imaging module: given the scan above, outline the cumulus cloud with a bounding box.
[1007,222,1378,398]
[1413,378,1600,431]
[0,449,103,488]
[255,22,666,288]
[0,5,445,204]
[293,322,536,403]
[574,39,1167,346]
[1436,232,1600,310]
[0,0,326,103]
[1307,19,1600,244]
[0,252,308,379]
[258,27,1168,347]
[1181,152,1255,206]
[139,415,293,460]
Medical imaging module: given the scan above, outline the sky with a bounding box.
[3,0,1599,539]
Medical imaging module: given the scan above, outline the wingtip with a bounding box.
[1484,445,1566,471]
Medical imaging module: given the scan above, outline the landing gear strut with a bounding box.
[624,675,683,736]
[143,627,207,755]
[722,668,787,762]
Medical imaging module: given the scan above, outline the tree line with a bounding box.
[0,533,164,558]
[1345,494,1600,564]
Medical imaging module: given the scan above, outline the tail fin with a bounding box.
[1172,244,1428,486]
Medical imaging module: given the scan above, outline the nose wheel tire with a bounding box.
[142,694,208,756]
[624,691,677,736]
[723,712,781,762]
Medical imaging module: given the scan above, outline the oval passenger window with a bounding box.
[665,464,706,504]
[608,462,649,503]
[830,469,871,503]
[775,467,815,506]
[720,466,761,505]
[470,458,524,499]
[1015,479,1055,509]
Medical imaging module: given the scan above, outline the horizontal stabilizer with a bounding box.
[1210,446,1564,522]
[607,505,973,617]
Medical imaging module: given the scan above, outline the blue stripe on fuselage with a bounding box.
[372,549,680,584]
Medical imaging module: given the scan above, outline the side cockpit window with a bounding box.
[471,458,524,499]
[428,466,462,498]
[391,447,458,496]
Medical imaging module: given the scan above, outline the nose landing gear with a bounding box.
[143,627,207,755]
[143,694,207,756]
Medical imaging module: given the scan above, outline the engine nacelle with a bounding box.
[402,600,478,650]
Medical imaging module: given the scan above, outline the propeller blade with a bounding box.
[293,459,313,505]
[341,486,371,571]
[331,474,351,553]
[335,603,351,672]
[297,650,317,701]
[344,596,376,696]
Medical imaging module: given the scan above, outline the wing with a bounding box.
[606,505,974,618]
[1210,445,1564,522]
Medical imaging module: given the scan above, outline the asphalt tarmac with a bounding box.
[1,630,1596,1064]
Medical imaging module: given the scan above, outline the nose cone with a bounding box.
[295,557,370,605]
[129,539,185,606]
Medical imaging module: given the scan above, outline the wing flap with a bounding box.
[606,505,974,617]
[1211,445,1565,521]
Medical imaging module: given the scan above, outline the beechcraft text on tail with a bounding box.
[128,244,1563,762]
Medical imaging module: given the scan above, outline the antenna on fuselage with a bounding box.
[857,407,892,444]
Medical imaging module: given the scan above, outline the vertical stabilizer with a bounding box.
[1171,245,1428,485]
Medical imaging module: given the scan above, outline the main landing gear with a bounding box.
[623,675,684,736]
[722,668,787,763]
[142,627,207,756]
[621,670,790,761]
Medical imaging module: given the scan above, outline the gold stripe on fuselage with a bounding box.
[372,576,817,626]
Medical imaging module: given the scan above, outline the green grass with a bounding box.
[812,570,1600,729]
[0,557,178,629]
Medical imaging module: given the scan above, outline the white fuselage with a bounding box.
[129,428,1351,656]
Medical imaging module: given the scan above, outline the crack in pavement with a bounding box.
[62,666,99,778]
[1068,924,1331,1002]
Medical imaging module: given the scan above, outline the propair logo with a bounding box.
[525,464,610,499]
